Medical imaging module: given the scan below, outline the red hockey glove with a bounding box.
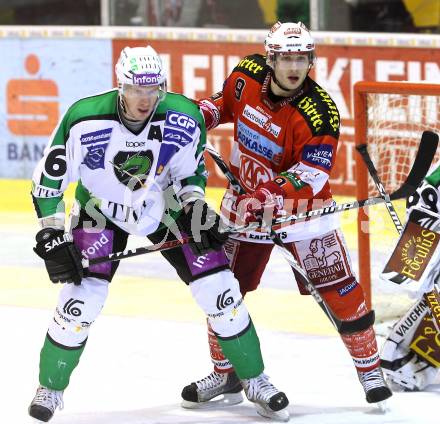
[236,181,285,225]
[197,99,220,130]
[236,173,314,225]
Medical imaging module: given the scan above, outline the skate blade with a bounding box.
[375,400,390,414]
[256,404,290,422]
[181,392,244,409]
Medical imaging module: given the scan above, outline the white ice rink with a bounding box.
[2,305,440,424]
[2,209,439,424]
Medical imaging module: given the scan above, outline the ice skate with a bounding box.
[357,368,392,411]
[28,385,64,422]
[241,373,289,422]
[181,370,244,408]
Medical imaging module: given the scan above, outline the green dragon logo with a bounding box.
[111,150,154,191]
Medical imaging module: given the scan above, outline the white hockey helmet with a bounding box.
[115,45,167,97]
[264,21,316,67]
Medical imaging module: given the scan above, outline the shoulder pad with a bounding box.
[292,79,340,137]
[233,54,269,84]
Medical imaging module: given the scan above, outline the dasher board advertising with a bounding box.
[0,38,112,178]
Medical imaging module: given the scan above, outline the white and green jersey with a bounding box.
[425,160,440,188]
[407,159,440,213]
[32,89,207,236]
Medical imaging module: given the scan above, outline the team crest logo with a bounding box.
[83,143,109,170]
[80,128,113,170]
[239,153,272,192]
[111,150,154,191]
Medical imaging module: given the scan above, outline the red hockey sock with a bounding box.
[321,280,380,372]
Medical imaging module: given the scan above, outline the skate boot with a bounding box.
[241,373,289,422]
[181,370,244,408]
[28,385,64,422]
[357,367,393,404]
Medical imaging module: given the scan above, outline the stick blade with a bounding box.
[390,130,439,200]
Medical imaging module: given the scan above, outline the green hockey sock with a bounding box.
[39,335,86,391]
[217,321,264,379]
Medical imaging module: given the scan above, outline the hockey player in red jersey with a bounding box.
[181,21,392,408]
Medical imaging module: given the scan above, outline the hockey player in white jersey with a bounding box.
[381,160,440,391]
[28,45,289,422]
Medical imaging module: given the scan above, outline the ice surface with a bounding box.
[2,306,439,424]
[2,212,439,424]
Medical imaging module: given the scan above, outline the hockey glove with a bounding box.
[181,199,229,256]
[236,180,285,225]
[34,228,84,285]
[197,99,220,130]
[236,173,314,225]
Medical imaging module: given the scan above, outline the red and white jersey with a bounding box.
[201,54,341,243]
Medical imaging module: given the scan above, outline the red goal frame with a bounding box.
[353,81,440,309]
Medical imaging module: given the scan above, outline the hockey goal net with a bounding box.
[354,81,440,323]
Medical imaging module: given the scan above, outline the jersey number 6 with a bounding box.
[44,146,67,179]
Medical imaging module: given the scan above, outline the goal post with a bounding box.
[353,81,440,321]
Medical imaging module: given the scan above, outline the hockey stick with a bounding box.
[231,193,409,235]
[82,237,192,268]
[206,143,374,335]
[356,130,440,330]
[84,133,434,279]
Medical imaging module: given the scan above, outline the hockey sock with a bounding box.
[216,321,264,379]
[322,281,380,371]
[207,321,233,373]
[39,334,86,391]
